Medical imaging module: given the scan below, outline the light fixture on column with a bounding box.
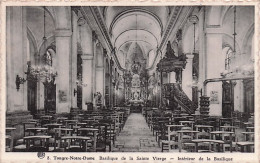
[15,75,26,91]
[188,15,200,89]
[188,15,199,54]
[24,6,57,84]
[233,6,237,59]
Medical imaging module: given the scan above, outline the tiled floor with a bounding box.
[113,113,161,152]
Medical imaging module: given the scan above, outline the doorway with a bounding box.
[243,79,254,118]
[44,81,56,114]
[222,81,235,118]
[27,79,37,116]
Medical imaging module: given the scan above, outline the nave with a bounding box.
[5,5,256,153]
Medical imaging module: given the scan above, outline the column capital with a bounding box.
[81,54,93,60]
[184,53,194,59]
[55,29,72,37]
[96,66,104,70]
[205,27,223,34]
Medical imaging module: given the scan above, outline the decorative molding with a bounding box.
[91,7,113,49]
[158,6,182,53]
[176,29,182,42]
[147,7,183,71]
[71,6,81,16]
[90,7,125,71]
[81,54,93,60]
[77,17,86,26]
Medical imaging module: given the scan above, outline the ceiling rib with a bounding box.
[114,29,159,47]
[118,40,153,51]
[109,8,163,36]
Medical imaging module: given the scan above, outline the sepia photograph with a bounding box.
[1,3,259,162]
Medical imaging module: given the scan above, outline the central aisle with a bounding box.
[114,113,161,152]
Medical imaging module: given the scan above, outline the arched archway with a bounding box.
[27,27,38,65]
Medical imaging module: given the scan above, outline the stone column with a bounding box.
[6,7,28,112]
[81,55,94,110]
[205,30,223,116]
[182,54,194,100]
[55,29,72,113]
[71,10,78,108]
[198,8,206,87]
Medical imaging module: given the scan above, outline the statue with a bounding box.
[165,41,177,59]
[95,92,102,105]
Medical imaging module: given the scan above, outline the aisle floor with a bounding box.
[113,113,161,152]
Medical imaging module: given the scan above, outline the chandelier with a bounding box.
[25,61,57,83]
[25,6,57,84]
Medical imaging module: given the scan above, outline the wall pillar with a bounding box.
[81,55,94,110]
[71,10,78,108]
[205,30,223,116]
[55,29,72,113]
[182,54,194,100]
[6,7,28,112]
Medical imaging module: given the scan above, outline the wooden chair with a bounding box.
[60,136,90,152]
[6,128,16,152]
[93,123,109,152]
[24,135,51,152]
[101,119,116,146]
[161,125,183,152]
[157,120,169,146]
[231,111,242,127]
[110,114,120,136]
[23,122,37,137]
[99,119,115,151]
[236,132,254,152]
[40,116,53,126]
[211,131,235,152]
[77,128,98,152]
[177,130,199,152]
[53,128,73,151]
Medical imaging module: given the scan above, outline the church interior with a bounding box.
[5,6,255,152]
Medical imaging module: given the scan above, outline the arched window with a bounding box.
[225,47,233,70]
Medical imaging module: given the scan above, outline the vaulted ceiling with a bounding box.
[83,6,190,71]
[100,6,171,70]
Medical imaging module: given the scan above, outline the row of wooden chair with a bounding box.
[6,108,131,152]
[142,108,255,153]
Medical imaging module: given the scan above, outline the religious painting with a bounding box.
[210,90,219,104]
[59,90,67,103]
